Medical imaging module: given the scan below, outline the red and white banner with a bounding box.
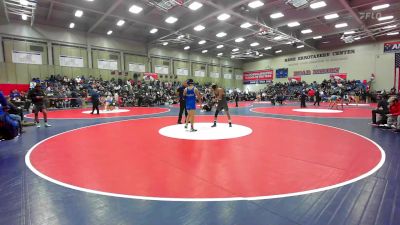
[144,72,159,80]
[243,70,273,84]
[288,76,302,82]
[330,73,347,80]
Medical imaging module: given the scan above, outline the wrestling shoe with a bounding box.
[211,122,217,128]
[36,123,41,128]
[45,123,52,127]
[229,122,232,127]
[184,124,188,129]
[190,128,197,132]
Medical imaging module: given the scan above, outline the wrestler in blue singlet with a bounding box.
[185,87,196,110]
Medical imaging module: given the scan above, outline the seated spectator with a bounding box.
[387,97,400,132]
[371,95,389,125]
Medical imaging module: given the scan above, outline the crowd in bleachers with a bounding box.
[1,75,400,140]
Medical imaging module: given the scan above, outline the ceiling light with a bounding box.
[129,5,143,14]
[273,36,283,40]
[275,50,282,53]
[378,16,394,21]
[372,4,390,11]
[69,22,75,29]
[250,42,260,47]
[387,32,399,36]
[232,48,239,52]
[383,25,397,29]
[162,42,168,46]
[20,0,28,6]
[325,13,339,20]
[194,25,205,31]
[150,28,158,34]
[240,22,252,28]
[184,46,190,50]
[116,20,125,26]
[354,37,361,40]
[188,1,203,10]
[217,53,223,56]
[259,54,263,57]
[86,0,94,1]
[322,41,330,44]
[313,36,322,39]
[264,46,272,50]
[301,29,312,34]
[217,13,231,21]
[165,16,178,24]
[310,1,326,9]
[217,45,224,49]
[199,40,206,45]
[235,37,245,42]
[202,50,208,53]
[248,1,264,9]
[231,55,235,58]
[177,35,184,39]
[107,30,113,35]
[344,31,355,35]
[286,41,294,45]
[75,10,83,18]
[21,14,28,20]
[270,12,284,19]
[335,23,348,28]
[216,32,227,38]
[297,45,304,48]
[288,22,300,27]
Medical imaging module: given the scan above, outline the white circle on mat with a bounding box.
[159,123,253,140]
[82,109,130,114]
[292,108,343,113]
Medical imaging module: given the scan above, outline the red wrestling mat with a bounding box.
[251,106,372,118]
[26,116,384,201]
[171,101,253,108]
[24,107,169,119]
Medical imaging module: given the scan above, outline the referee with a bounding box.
[176,81,188,124]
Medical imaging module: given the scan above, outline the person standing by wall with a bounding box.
[28,83,51,128]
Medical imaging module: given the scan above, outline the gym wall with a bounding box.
[243,39,400,91]
[0,22,243,89]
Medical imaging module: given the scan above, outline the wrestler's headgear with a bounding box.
[211,83,217,90]
[187,79,194,85]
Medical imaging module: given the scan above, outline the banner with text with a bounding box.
[384,41,400,54]
[243,70,273,84]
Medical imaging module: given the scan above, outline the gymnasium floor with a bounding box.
[1,102,399,225]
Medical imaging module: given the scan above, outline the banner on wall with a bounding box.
[128,63,146,73]
[330,73,348,80]
[235,75,243,80]
[276,68,288,78]
[12,50,42,65]
[224,74,232,79]
[144,72,159,80]
[98,59,118,70]
[384,41,400,54]
[288,77,302,82]
[155,65,169,74]
[194,70,206,77]
[59,55,84,68]
[210,72,220,78]
[243,70,273,84]
[176,68,189,76]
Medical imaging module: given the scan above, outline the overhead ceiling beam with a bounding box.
[152,0,254,43]
[337,0,376,40]
[205,0,316,50]
[2,0,10,22]
[88,0,123,33]
[46,1,53,21]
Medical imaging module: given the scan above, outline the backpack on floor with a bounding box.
[0,113,20,140]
